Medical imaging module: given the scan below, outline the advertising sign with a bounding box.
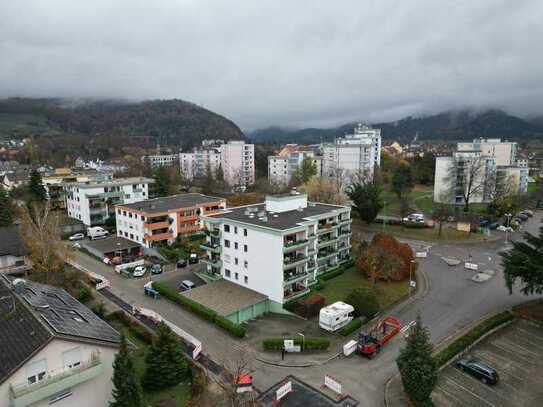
[324,375,342,394]
[276,381,292,401]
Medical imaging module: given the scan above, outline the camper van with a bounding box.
[87,226,109,240]
[319,301,355,332]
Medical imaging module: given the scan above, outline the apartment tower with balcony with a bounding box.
[200,192,351,311]
[115,193,226,248]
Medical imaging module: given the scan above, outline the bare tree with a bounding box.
[215,347,255,407]
[299,177,348,204]
[431,202,452,237]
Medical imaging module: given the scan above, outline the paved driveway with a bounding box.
[433,318,543,406]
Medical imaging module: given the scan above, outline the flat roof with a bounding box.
[181,280,267,316]
[256,375,358,406]
[84,236,140,254]
[208,202,347,231]
[119,193,224,214]
[65,176,154,188]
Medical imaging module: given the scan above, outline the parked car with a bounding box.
[102,257,111,265]
[133,266,147,278]
[456,358,499,385]
[72,242,81,249]
[68,232,85,241]
[497,225,514,232]
[176,258,188,268]
[488,221,499,230]
[179,280,195,291]
[403,213,425,223]
[520,209,533,217]
[517,213,529,221]
[188,253,199,264]
[151,263,162,274]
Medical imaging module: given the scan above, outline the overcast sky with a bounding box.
[1,1,542,130]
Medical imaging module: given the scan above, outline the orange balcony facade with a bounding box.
[144,232,173,241]
[144,220,170,230]
[177,214,198,223]
[178,224,202,234]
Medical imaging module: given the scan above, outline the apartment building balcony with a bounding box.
[178,214,198,222]
[339,218,352,225]
[283,239,309,253]
[178,224,202,234]
[283,254,309,270]
[283,270,309,285]
[317,223,339,234]
[283,283,310,302]
[317,249,337,262]
[205,228,221,237]
[202,256,222,268]
[144,231,173,241]
[9,356,103,407]
[317,236,338,249]
[200,241,221,254]
[307,261,317,272]
[338,228,351,236]
[144,220,170,230]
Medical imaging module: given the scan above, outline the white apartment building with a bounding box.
[65,177,154,226]
[434,139,528,204]
[268,150,322,185]
[220,141,255,188]
[200,193,351,311]
[141,153,179,168]
[0,277,121,407]
[322,124,381,187]
[179,149,221,180]
[115,193,226,248]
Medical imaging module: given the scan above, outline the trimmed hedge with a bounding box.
[107,310,155,345]
[433,311,514,367]
[340,318,362,336]
[152,282,246,338]
[263,337,330,351]
[319,259,354,282]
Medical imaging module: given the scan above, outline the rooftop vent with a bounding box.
[260,216,268,222]
[12,278,26,294]
[297,206,303,212]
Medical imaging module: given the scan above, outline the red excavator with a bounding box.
[357,316,401,358]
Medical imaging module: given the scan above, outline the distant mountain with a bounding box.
[249,109,543,144]
[0,98,245,149]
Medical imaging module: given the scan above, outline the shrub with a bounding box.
[106,310,155,345]
[288,294,325,318]
[73,285,93,303]
[345,288,379,318]
[214,316,246,338]
[340,318,362,336]
[320,267,344,281]
[433,311,514,367]
[262,337,330,351]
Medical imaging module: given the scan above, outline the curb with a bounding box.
[254,351,341,368]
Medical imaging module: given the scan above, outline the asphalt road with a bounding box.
[64,213,543,406]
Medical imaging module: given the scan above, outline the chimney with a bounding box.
[12,278,26,294]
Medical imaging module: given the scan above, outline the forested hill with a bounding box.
[249,110,543,144]
[0,98,245,148]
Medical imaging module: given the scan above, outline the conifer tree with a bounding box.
[27,169,47,204]
[142,322,190,390]
[0,188,14,226]
[396,313,438,406]
[110,333,145,407]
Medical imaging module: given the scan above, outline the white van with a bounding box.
[319,301,355,332]
[87,226,109,240]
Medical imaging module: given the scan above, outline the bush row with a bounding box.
[152,282,246,338]
[319,259,354,282]
[433,311,514,367]
[106,310,155,345]
[262,337,330,351]
[340,318,362,336]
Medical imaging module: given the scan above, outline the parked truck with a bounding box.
[319,301,354,332]
[357,316,401,358]
[87,226,109,240]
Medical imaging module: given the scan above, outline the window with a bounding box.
[235,272,239,280]
[224,224,230,232]
[244,244,248,253]
[26,359,47,385]
[62,347,81,368]
[224,239,230,248]
[234,226,238,234]
[141,215,145,221]
[130,233,134,239]
[117,209,121,215]
[225,269,231,277]
[243,228,247,237]
[234,242,238,250]
[244,276,248,284]
[123,211,126,216]
[235,258,239,265]
[124,232,128,237]
[244,260,248,268]
[129,212,132,218]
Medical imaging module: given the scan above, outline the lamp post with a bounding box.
[504,213,512,247]
[408,260,415,297]
[297,332,305,351]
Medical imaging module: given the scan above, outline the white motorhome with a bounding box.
[87,226,109,240]
[319,301,355,332]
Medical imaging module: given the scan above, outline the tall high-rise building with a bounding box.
[220,141,255,188]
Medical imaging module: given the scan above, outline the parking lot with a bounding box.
[433,318,543,406]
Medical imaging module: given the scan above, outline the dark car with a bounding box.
[456,359,499,385]
[176,258,187,268]
[517,213,529,221]
[488,221,500,230]
[188,253,199,264]
[150,263,162,274]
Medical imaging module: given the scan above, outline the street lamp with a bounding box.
[408,260,416,297]
[297,332,305,351]
[504,213,512,247]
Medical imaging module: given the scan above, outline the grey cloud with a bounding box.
[1,0,542,130]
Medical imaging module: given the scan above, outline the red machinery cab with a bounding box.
[357,316,401,358]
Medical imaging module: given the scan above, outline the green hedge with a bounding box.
[262,337,330,351]
[340,318,362,336]
[106,310,155,345]
[319,259,354,282]
[433,311,514,367]
[152,282,246,338]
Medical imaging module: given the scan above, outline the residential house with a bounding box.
[0,226,29,274]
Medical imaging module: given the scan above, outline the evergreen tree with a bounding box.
[295,156,317,183]
[110,333,145,407]
[392,162,415,199]
[396,314,438,406]
[153,166,173,197]
[142,322,190,390]
[347,180,384,224]
[27,169,47,204]
[0,188,14,226]
[501,228,543,295]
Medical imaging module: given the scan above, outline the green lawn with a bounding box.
[317,267,409,309]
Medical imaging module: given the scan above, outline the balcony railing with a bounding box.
[283,255,309,270]
[202,257,222,268]
[144,231,173,241]
[283,287,310,302]
[283,239,309,252]
[200,241,221,253]
[317,236,338,248]
[10,356,103,407]
[317,223,339,234]
[283,271,309,285]
[339,218,352,225]
[144,220,170,229]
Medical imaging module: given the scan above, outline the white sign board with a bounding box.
[410,280,417,288]
[284,339,294,350]
[115,259,145,273]
[276,381,292,401]
[416,251,427,258]
[192,342,202,359]
[343,340,358,357]
[324,375,342,395]
[464,262,478,271]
